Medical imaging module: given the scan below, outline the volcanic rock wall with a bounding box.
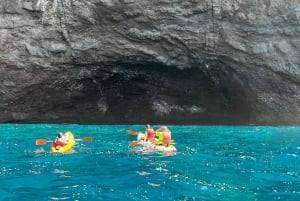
[0,0,299,125]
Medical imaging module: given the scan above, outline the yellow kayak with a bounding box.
[50,131,75,153]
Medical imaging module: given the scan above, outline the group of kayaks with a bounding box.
[35,129,176,154]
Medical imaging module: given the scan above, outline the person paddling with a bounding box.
[144,124,155,143]
[53,132,67,150]
[137,124,155,143]
[155,126,172,147]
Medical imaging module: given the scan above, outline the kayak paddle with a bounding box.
[78,137,92,141]
[35,139,50,145]
[129,141,139,147]
[127,130,138,135]
[35,137,92,146]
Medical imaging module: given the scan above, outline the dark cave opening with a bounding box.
[7,61,254,125]
[67,61,254,125]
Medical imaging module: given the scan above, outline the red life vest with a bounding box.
[146,129,155,139]
[163,134,171,144]
[53,139,65,149]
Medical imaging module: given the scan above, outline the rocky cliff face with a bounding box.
[0,0,299,125]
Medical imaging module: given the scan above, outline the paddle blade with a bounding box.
[127,130,138,135]
[81,137,92,141]
[35,139,48,145]
[129,141,139,147]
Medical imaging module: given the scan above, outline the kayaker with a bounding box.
[144,124,155,143]
[136,124,155,143]
[53,132,66,150]
[156,126,172,146]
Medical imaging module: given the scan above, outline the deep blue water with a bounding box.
[0,124,299,201]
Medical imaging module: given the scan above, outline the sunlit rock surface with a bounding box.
[0,0,299,125]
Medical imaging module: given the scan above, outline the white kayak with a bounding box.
[136,133,177,153]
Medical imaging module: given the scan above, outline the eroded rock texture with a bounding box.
[0,0,299,125]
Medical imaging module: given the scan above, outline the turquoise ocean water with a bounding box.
[0,124,299,201]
